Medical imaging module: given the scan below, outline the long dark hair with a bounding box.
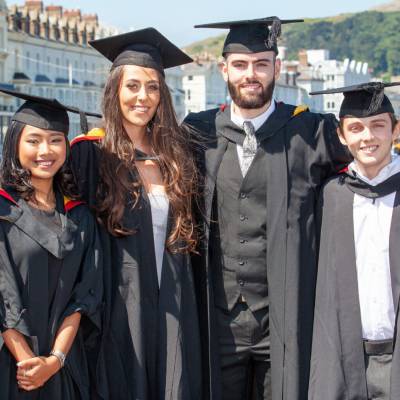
[97,65,199,253]
[0,120,79,201]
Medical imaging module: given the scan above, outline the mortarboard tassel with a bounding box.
[267,18,282,49]
[366,82,385,116]
[80,110,89,134]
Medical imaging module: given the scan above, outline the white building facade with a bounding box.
[180,58,312,115]
[0,0,189,147]
[181,60,228,114]
[165,66,186,121]
[307,50,371,116]
[0,0,119,143]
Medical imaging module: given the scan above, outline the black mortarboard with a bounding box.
[89,27,193,75]
[195,17,303,55]
[0,88,101,134]
[310,82,400,118]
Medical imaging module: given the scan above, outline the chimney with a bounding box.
[40,19,49,38]
[46,5,62,19]
[82,14,98,25]
[49,18,59,40]
[69,24,78,43]
[298,50,309,67]
[78,25,87,45]
[286,64,298,74]
[64,9,81,24]
[87,26,95,42]
[62,25,68,42]
[8,13,16,31]
[29,16,36,35]
[25,0,43,13]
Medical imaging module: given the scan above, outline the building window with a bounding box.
[36,54,40,72]
[66,59,70,79]
[47,56,51,73]
[15,49,20,70]
[188,89,191,100]
[188,75,193,81]
[26,51,30,69]
[331,102,335,109]
[87,92,93,110]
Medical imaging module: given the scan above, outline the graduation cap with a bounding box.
[0,88,101,135]
[310,82,400,118]
[89,27,193,75]
[195,17,303,55]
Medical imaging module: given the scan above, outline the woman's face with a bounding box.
[18,124,67,182]
[118,65,161,129]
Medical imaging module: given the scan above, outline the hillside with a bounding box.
[184,10,400,76]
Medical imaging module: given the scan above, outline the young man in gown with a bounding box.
[309,82,400,400]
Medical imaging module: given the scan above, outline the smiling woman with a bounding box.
[0,90,103,400]
[18,127,67,199]
[70,28,203,400]
[118,65,161,130]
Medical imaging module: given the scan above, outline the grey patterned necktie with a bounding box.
[241,120,257,176]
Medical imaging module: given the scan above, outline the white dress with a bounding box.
[148,187,169,287]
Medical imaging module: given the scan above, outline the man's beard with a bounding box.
[228,78,275,109]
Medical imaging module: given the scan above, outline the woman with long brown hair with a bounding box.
[70,28,202,399]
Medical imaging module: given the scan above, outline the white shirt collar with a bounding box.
[348,154,400,186]
[230,100,276,132]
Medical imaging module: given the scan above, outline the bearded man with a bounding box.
[184,17,351,400]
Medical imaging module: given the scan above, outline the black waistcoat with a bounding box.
[212,140,268,312]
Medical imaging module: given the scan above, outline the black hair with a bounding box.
[0,120,80,201]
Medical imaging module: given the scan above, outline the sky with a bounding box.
[11,0,391,46]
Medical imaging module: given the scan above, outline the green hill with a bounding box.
[184,11,400,76]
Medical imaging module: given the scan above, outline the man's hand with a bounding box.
[16,356,61,391]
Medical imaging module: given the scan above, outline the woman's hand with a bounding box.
[14,312,81,391]
[16,356,61,391]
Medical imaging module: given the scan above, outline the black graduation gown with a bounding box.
[183,102,351,400]
[308,173,400,400]
[70,132,202,400]
[0,189,103,400]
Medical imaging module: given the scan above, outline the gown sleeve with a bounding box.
[61,209,103,331]
[0,226,30,339]
[313,113,352,181]
[70,138,102,209]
